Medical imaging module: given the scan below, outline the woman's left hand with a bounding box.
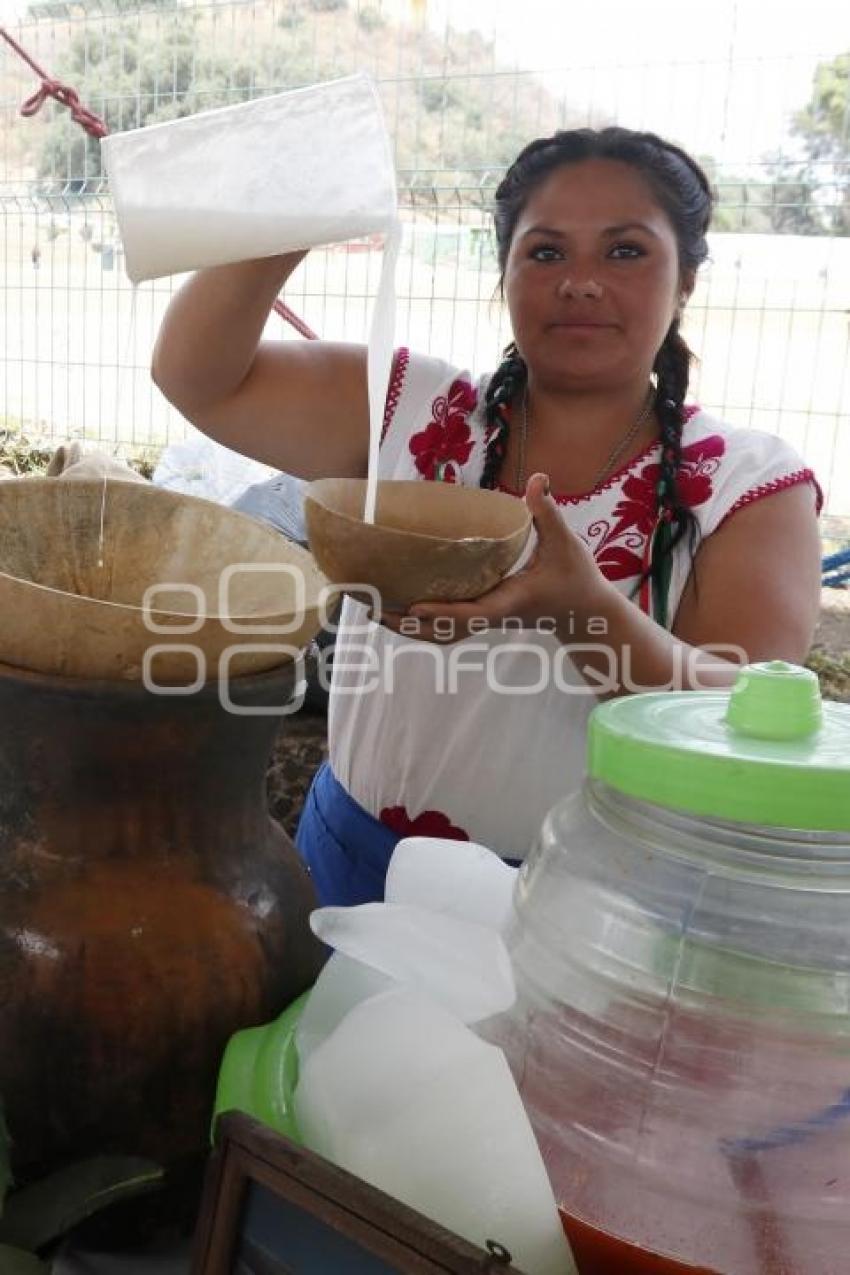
[378,473,611,644]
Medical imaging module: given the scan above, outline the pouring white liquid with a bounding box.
[103,74,400,528]
[364,223,401,525]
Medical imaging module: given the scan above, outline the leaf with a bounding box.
[594,544,644,581]
[0,1245,49,1274]
[0,1157,164,1252]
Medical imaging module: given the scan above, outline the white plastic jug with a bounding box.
[295,989,577,1275]
[102,72,400,522]
[101,73,397,282]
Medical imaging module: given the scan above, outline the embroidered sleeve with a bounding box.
[717,468,823,529]
[380,347,410,445]
[377,349,479,482]
[408,374,478,483]
[685,420,822,538]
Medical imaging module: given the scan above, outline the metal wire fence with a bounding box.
[2,0,849,531]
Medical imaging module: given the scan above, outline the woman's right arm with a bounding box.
[150,253,370,479]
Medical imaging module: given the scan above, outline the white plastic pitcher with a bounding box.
[102,72,400,522]
[101,72,397,282]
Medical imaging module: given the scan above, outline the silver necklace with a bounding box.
[517,384,656,491]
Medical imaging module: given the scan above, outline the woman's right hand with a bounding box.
[151,254,371,480]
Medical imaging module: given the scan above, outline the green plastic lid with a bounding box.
[587,661,850,831]
[212,991,307,1145]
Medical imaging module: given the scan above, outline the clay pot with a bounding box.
[303,478,532,608]
[0,478,331,682]
[0,658,324,1183]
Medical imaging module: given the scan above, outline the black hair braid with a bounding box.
[481,344,528,490]
[653,324,698,550]
[648,325,701,625]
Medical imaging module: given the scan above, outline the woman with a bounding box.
[152,127,822,904]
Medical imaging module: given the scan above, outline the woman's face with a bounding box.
[503,157,690,391]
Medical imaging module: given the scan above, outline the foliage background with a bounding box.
[10,1,850,233]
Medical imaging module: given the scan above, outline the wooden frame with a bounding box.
[192,1111,524,1274]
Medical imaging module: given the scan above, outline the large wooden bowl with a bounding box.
[303,479,532,608]
[0,478,332,682]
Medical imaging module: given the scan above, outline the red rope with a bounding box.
[272,299,318,340]
[1,24,318,339]
[1,25,107,139]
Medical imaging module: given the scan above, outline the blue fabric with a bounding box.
[296,762,523,908]
[295,762,401,907]
[822,546,850,588]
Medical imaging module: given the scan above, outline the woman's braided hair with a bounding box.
[480,128,714,619]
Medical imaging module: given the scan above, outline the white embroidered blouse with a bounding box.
[327,349,821,860]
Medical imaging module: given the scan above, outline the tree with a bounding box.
[26,0,179,16]
[36,11,279,190]
[701,153,822,236]
[760,155,823,236]
[702,57,849,237]
[31,1,580,198]
[790,51,849,235]
[794,52,850,162]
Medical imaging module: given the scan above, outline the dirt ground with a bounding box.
[809,589,850,702]
[267,711,329,839]
[813,590,850,659]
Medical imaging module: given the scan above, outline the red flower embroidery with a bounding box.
[593,542,645,581]
[379,807,470,841]
[409,377,477,482]
[589,434,726,583]
[611,435,724,536]
[609,471,663,539]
